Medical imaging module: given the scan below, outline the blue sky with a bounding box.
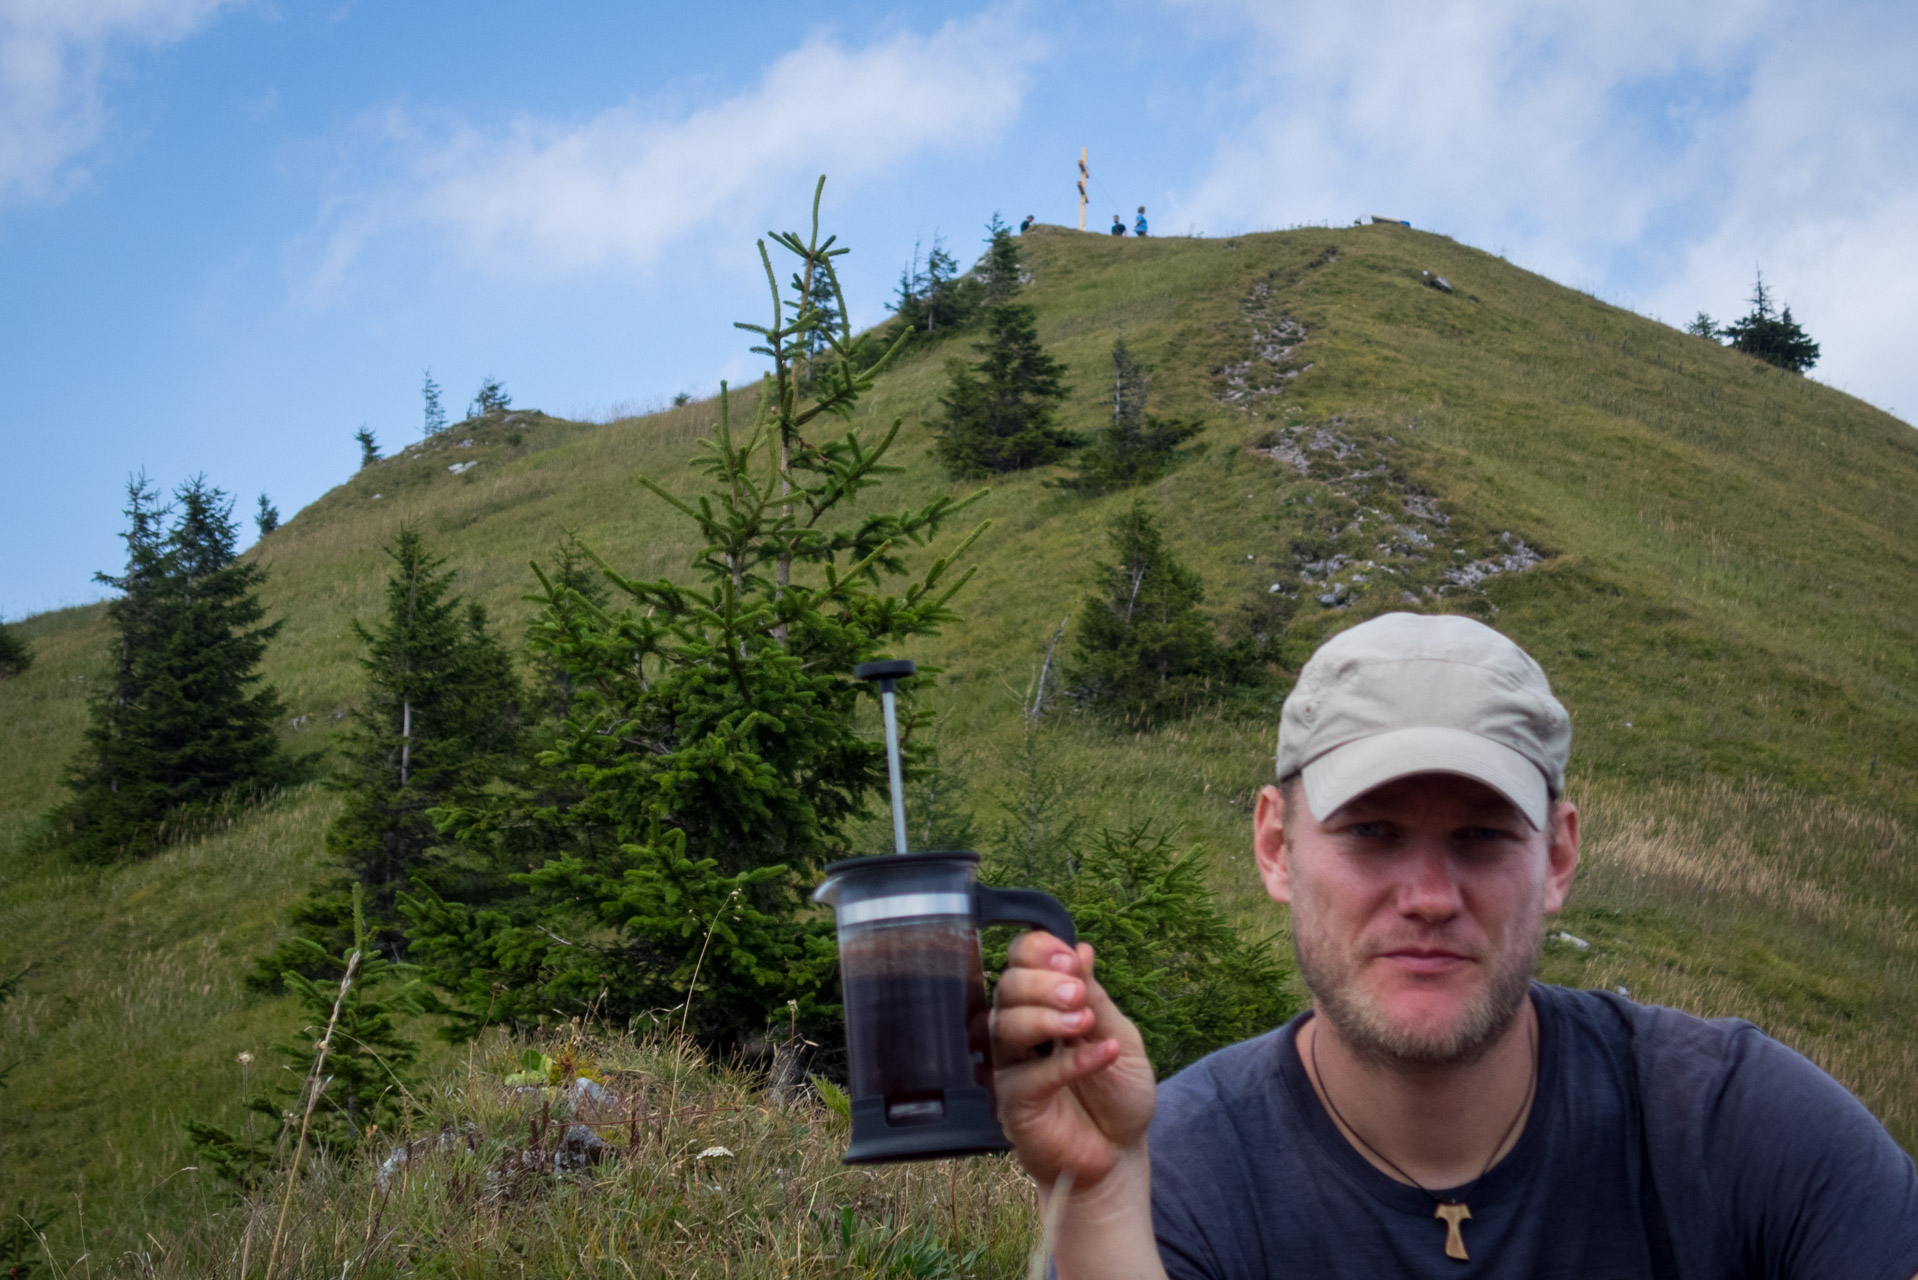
[4,0,1914,620]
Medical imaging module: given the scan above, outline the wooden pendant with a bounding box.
[1434,1203,1472,1260]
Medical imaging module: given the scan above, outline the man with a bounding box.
[991,612,1918,1278]
[1135,206,1149,237]
[1111,214,1127,236]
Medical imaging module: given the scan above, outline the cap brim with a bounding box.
[1300,727,1549,829]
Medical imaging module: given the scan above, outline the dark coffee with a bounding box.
[839,920,992,1123]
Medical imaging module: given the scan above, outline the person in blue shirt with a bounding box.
[1135,207,1148,237]
[990,612,1918,1280]
[1020,214,1036,234]
[1110,214,1126,236]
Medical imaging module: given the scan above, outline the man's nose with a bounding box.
[1396,841,1464,920]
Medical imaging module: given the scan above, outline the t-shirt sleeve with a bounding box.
[1692,1023,1918,1278]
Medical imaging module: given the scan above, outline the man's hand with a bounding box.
[991,931,1157,1191]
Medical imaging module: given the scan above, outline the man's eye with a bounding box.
[1459,826,1516,843]
[1346,821,1394,838]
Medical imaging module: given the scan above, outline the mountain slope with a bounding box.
[3,220,1914,1259]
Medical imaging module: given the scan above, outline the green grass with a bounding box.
[2,219,1914,1271]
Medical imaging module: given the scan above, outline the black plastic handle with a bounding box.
[976,885,1076,947]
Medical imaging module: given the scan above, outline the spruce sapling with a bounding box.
[405,177,988,1050]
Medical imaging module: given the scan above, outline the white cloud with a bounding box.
[1166,0,1918,421]
[0,0,233,203]
[301,11,1042,294]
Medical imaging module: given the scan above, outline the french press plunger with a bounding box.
[813,659,1076,1164]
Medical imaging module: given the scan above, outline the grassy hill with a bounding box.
[3,219,1915,1270]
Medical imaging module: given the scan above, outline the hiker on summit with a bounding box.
[1135,206,1148,236]
[1111,214,1127,236]
[1020,214,1036,233]
[990,612,1918,1279]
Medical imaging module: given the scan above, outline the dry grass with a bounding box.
[110,1032,1042,1279]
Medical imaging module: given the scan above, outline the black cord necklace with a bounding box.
[1308,1013,1538,1262]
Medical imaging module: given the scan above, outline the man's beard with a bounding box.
[1293,909,1543,1070]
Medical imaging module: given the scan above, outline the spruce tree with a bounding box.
[404,179,986,1048]
[974,734,1297,1075]
[51,477,288,862]
[255,492,280,537]
[470,376,510,417]
[979,213,1023,307]
[422,368,447,435]
[0,618,31,679]
[529,532,609,722]
[249,529,521,987]
[890,234,981,339]
[1067,501,1238,722]
[355,426,380,469]
[1056,336,1202,492]
[1721,270,1820,373]
[192,885,426,1188]
[934,301,1075,476]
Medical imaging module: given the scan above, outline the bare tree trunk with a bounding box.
[400,700,411,786]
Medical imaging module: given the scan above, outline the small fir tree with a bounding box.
[249,529,521,988]
[1056,336,1202,492]
[50,477,288,861]
[355,426,380,469]
[934,302,1075,476]
[0,619,31,679]
[255,492,280,537]
[1067,501,1240,722]
[979,213,1023,307]
[191,884,426,1189]
[404,179,986,1049]
[891,234,981,339]
[528,531,610,722]
[1720,271,1820,373]
[422,368,447,435]
[974,732,1298,1075]
[470,376,511,417]
[1685,312,1719,340]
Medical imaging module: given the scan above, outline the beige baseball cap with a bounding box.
[1276,612,1570,829]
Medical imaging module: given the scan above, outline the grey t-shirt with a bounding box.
[1148,983,1918,1278]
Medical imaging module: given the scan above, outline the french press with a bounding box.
[813,658,1076,1164]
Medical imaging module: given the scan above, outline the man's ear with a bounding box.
[1254,784,1293,905]
[1542,800,1580,914]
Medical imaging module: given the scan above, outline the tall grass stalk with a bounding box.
[262,950,360,1280]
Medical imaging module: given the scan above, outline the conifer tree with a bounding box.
[1720,270,1820,373]
[0,618,31,679]
[1056,336,1202,492]
[529,532,609,722]
[934,300,1075,476]
[979,213,1023,307]
[355,426,380,469]
[51,477,288,861]
[422,368,447,435]
[404,179,986,1048]
[975,732,1297,1075]
[470,376,510,417]
[1067,501,1240,722]
[891,234,981,338]
[249,529,520,987]
[255,492,280,537]
[192,885,426,1188]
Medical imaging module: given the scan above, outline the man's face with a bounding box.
[1254,772,1579,1068]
